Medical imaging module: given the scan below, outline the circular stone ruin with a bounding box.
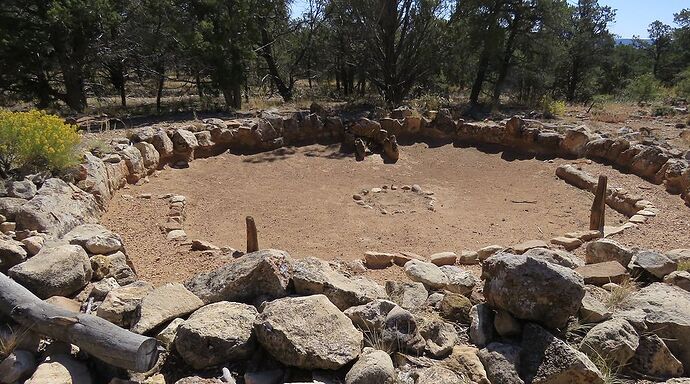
[0,110,689,383]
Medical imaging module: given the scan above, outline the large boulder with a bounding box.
[63,224,123,255]
[385,281,428,310]
[520,323,604,384]
[482,253,585,329]
[172,129,199,160]
[175,301,258,369]
[345,347,395,384]
[185,249,292,304]
[119,145,146,183]
[134,142,160,172]
[0,197,27,221]
[292,257,386,310]
[627,334,684,379]
[9,244,92,299]
[404,260,449,289]
[523,247,584,269]
[585,239,634,266]
[615,283,690,372]
[254,294,363,370]
[75,153,111,208]
[151,129,174,158]
[15,179,100,237]
[439,265,478,295]
[628,251,677,279]
[0,238,27,272]
[131,283,204,334]
[478,343,524,384]
[97,281,154,327]
[580,318,639,366]
[419,319,458,358]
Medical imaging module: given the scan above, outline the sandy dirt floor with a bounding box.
[102,143,648,285]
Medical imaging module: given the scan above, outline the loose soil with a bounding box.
[101,143,648,285]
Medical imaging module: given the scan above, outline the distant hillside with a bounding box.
[616,38,651,46]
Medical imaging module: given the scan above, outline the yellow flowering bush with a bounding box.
[0,110,80,177]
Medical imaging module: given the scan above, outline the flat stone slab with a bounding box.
[575,261,629,286]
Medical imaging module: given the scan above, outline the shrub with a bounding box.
[625,73,663,103]
[0,110,80,177]
[674,67,690,100]
[541,96,566,119]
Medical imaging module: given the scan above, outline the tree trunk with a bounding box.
[492,15,521,106]
[0,273,158,373]
[259,26,293,102]
[156,63,165,113]
[567,58,581,102]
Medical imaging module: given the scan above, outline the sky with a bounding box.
[599,0,687,38]
[290,0,688,39]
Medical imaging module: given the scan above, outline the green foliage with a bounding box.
[0,110,80,177]
[625,74,663,103]
[652,105,675,117]
[541,96,566,119]
[675,68,690,99]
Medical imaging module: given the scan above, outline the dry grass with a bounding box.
[592,111,628,124]
[0,325,30,359]
[605,278,639,311]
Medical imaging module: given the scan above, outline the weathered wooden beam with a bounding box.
[246,216,259,253]
[0,272,159,372]
[590,175,608,232]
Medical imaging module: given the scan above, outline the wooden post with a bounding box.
[0,273,158,372]
[590,175,608,232]
[246,216,259,253]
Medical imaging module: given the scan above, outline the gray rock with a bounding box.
[404,260,448,289]
[26,354,92,384]
[381,305,425,354]
[439,265,478,295]
[628,334,684,379]
[478,343,524,384]
[106,251,136,285]
[494,309,522,338]
[385,281,428,310]
[21,236,44,256]
[523,247,584,269]
[470,303,494,348]
[292,257,386,310]
[521,323,604,384]
[585,239,633,266]
[0,238,27,272]
[156,318,184,349]
[90,277,120,300]
[9,244,92,299]
[185,249,292,304]
[175,302,257,369]
[445,345,491,384]
[254,294,362,370]
[666,249,690,265]
[629,251,677,279]
[0,350,36,383]
[119,145,146,183]
[63,224,123,255]
[364,251,394,269]
[579,289,612,323]
[344,299,398,331]
[151,129,174,158]
[439,292,472,323]
[615,283,690,372]
[75,153,111,207]
[345,347,395,384]
[0,197,27,221]
[580,318,639,366]
[430,252,457,266]
[664,271,690,292]
[134,142,160,171]
[6,180,37,199]
[482,253,585,329]
[477,245,505,261]
[131,283,204,334]
[97,281,154,327]
[172,129,199,160]
[419,319,458,358]
[415,366,463,384]
[15,179,100,237]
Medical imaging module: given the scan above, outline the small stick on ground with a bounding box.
[590,175,608,232]
[246,216,259,253]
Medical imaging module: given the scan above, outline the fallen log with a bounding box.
[0,272,159,372]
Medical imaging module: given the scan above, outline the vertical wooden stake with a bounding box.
[246,216,259,253]
[590,175,608,232]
